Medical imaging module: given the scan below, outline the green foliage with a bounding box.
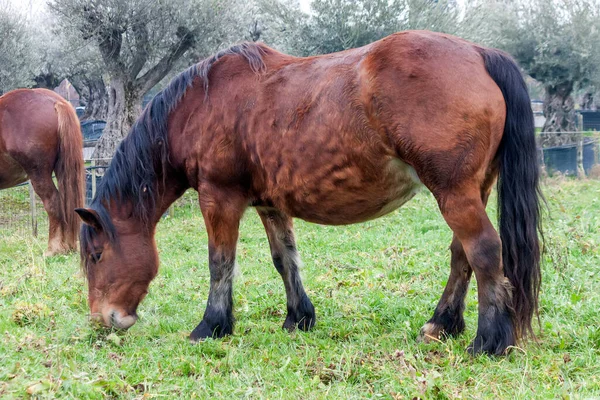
[257,0,461,55]
[0,2,37,93]
[257,0,600,99]
[497,0,600,91]
[1,180,599,398]
[302,0,403,54]
[47,0,247,80]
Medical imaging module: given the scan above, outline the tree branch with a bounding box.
[129,18,150,80]
[97,27,126,76]
[135,26,196,94]
[79,4,126,76]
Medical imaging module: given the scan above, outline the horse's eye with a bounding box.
[90,251,103,263]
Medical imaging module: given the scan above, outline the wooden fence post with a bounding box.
[594,134,599,165]
[28,181,38,237]
[91,159,96,202]
[576,132,585,179]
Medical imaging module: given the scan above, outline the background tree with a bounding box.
[257,0,469,56]
[45,32,109,120]
[0,1,37,93]
[496,0,600,144]
[49,0,248,162]
[250,0,310,54]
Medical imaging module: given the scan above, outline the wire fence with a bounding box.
[0,181,47,239]
[0,162,192,240]
[538,132,600,177]
[1,131,599,239]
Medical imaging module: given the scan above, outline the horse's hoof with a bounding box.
[44,249,59,257]
[466,336,512,356]
[44,246,71,257]
[282,295,316,332]
[282,313,316,332]
[417,322,442,343]
[189,319,232,342]
[189,321,214,342]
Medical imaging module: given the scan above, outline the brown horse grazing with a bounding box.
[76,30,542,355]
[1,88,85,255]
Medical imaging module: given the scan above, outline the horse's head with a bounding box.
[75,206,158,330]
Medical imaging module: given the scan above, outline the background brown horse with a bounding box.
[1,88,84,255]
[76,30,541,356]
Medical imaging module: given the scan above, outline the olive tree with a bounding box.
[0,2,37,93]
[45,30,109,120]
[256,0,462,56]
[497,0,600,142]
[49,0,248,162]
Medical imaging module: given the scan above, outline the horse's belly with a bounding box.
[282,158,422,225]
[0,153,28,190]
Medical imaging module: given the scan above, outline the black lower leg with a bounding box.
[468,233,516,355]
[438,191,517,356]
[258,209,315,332]
[190,249,236,341]
[273,254,315,331]
[468,279,516,356]
[423,237,472,339]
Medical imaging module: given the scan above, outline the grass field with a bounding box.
[1,179,599,399]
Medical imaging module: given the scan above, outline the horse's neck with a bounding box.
[152,173,189,224]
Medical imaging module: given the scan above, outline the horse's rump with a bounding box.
[0,88,84,254]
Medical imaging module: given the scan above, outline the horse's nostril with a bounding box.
[108,309,138,330]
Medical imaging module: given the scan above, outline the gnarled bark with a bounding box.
[540,82,577,147]
[90,23,196,165]
[81,77,108,121]
[93,75,142,163]
[580,90,599,111]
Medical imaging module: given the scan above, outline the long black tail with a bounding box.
[478,48,542,340]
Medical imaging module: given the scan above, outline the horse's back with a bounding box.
[175,31,507,222]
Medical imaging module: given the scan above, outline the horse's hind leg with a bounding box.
[189,188,246,341]
[419,235,472,341]
[28,172,67,256]
[257,208,315,331]
[438,187,515,355]
[419,184,494,342]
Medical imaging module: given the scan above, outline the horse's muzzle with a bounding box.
[109,310,138,329]
[90,309,138,330]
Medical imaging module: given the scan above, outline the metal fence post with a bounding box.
[91,159,96,201]
[28,181,38,237]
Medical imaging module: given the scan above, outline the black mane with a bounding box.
[80,42,267,259]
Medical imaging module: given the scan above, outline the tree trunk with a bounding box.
[540,82,577,147]
[91,75,142,164]
[88,20,196,166]
[580,90,599,111]
[33,71,60,89]
[81,78,108,121]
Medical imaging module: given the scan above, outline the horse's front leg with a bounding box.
[257,208,315,331]
[190,187,247,341]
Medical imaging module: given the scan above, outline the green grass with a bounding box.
[1,179,599,398]
[0,185,48,237]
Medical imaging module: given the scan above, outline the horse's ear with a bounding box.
[75,208,102,231]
